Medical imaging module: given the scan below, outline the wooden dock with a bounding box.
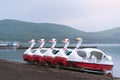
[18,46,97,49]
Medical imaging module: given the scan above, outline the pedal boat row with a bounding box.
[23,38,113,72]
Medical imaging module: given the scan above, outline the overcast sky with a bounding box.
[0,0,120,32]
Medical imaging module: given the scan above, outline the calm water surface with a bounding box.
[0,44,120,77]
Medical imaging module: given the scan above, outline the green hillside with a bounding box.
[0,19,87,42]
[0,19,120,43]
[88,27,120,43]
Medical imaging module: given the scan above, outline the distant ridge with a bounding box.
[0,19,86,42]
[0,19,120,43]
[87,27,120,43]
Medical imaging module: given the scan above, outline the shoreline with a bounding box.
[0,59,119,80]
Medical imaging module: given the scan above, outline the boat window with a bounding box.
[77,51,86,58]
[65,50,72,56]
[90,51,103,60]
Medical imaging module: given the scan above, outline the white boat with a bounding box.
[23,39,36,62]
[67,48,113,71]
[33,39,47,64]
[23,38,113,72]
[43,38,59,65]
[54,38,72,66]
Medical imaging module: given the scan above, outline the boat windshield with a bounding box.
[90,51,103,60]
[52,50,59,54]
[40,49,47,53]
[65,50,72,56]
[77,51,86,59]
[31,49,37,53]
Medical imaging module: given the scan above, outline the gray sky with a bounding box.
[0,0,120,32]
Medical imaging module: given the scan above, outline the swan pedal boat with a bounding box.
[23,39,35,63]
[67,48,113,71]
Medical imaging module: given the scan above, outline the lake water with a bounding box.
[0,44,120,78]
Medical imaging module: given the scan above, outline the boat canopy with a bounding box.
[77,48,109,62]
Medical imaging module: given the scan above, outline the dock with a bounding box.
[18,46,97,49]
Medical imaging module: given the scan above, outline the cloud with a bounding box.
[0,0,120,32]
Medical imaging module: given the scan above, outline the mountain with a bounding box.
[0,19,87,42]
[87,27,120,43]
[0,19,120,43]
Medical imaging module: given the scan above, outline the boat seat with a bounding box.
[65,50,72,56]
[89,55,97,63]
[52,50,59,54]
